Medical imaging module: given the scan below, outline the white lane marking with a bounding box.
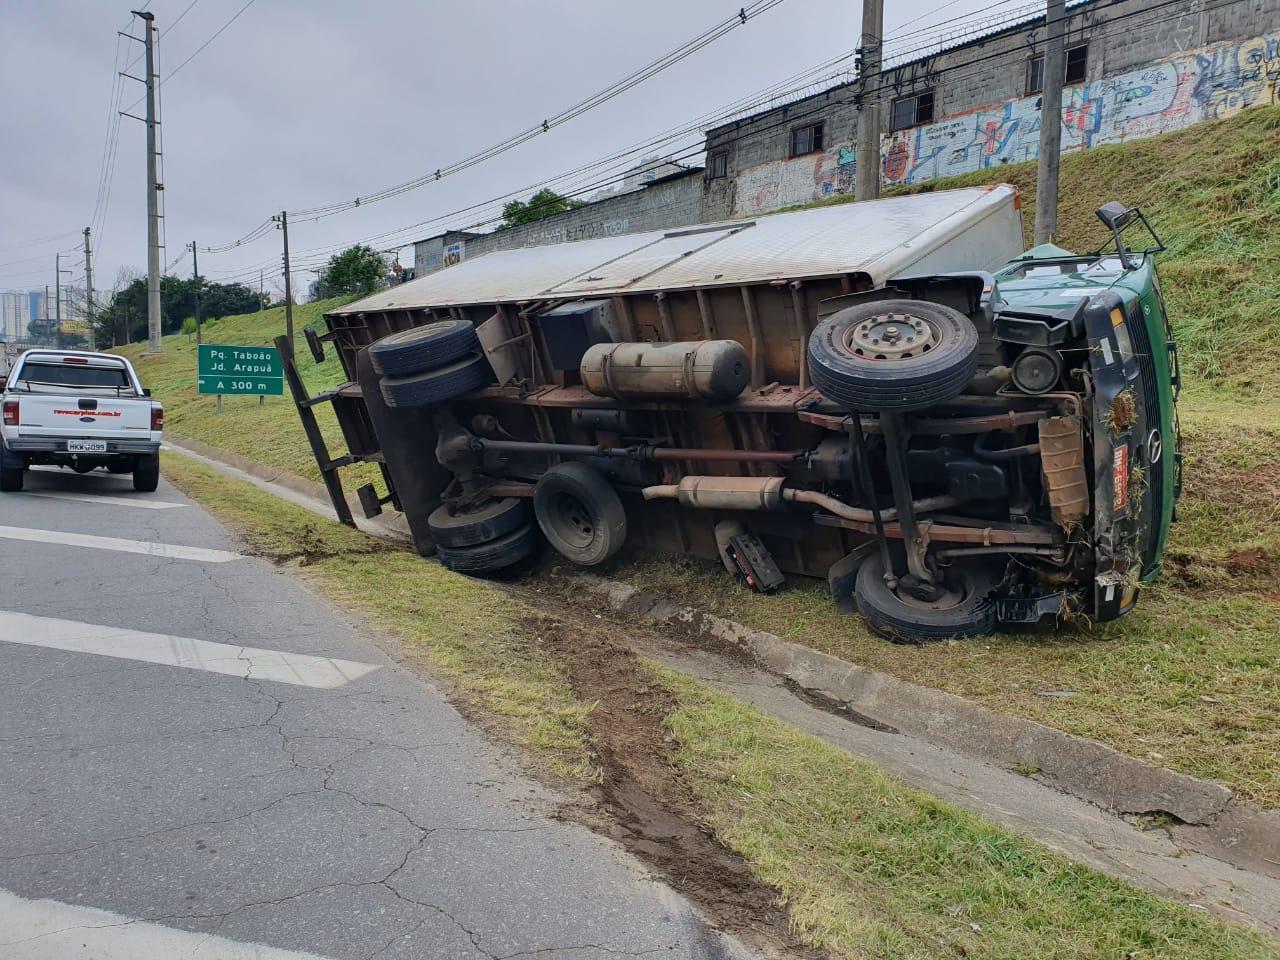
[0,611,379,689]
[0,887,332,959]
[20,490,187,510]
[0,525,238,562]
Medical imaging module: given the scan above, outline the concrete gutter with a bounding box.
[568,573,1280,882]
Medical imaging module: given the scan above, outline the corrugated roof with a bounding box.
[332,185,1020,315]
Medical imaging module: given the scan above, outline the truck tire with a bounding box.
[428,497,528,548]
[534,462,627,567]
[437,522,540,574]
[379,352,493,409]
[133,452,160,492]
[0,466,22,492]
[808,300,980,412]
[854,550,996,643]
[369,319,479,376]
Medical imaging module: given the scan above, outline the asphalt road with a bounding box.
[0,464,751,960]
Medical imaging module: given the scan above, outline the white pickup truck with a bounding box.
[1,349,163,492]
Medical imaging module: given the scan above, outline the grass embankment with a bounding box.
[130,107,1280,806]
[163,452,1276,960]
[113,298,378,487]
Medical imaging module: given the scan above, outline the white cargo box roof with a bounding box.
[332,184,1022,315]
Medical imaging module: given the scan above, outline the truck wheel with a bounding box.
[379,352,493,409]
[808,300,980,411]
[0,466,22,492]
[369,319,479,376]
[133,453,160,492]
[534,462,627,567]
[854,550,997,643]
[437,522,540,575]
[428,497,528,548]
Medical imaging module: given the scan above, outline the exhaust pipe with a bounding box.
[642,476,959,521]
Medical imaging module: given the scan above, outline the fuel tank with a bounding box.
[579,340,749,402]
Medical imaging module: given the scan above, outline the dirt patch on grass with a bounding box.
[522,608,823,958]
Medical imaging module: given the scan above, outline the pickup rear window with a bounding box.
[17,362,132,390]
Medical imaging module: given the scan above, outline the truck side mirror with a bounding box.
[1096,201,1136,269]
[1096,201,1132,231]
[142,388,152,397]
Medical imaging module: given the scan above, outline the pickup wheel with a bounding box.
[808,300,980,412]
[369,319,480,377]
[854,550,997,643]
[379,352,493,409]
[133,453,160,492]
[0,466,22,492]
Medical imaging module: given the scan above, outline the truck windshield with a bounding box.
[18,362,132,390]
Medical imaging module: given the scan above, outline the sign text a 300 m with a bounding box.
[197,344,284,396]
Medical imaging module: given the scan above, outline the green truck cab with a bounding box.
[993,203,1181,621]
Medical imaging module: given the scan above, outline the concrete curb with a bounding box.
[162,434,411,542]
[570,573,1236,825]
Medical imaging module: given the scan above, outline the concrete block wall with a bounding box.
[705,0,1274,216]
[415,171,703,277]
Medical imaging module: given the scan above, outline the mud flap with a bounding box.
[827,543,875,614]
[354,348,453,557]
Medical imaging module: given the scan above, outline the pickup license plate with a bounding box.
[67,440,108,454]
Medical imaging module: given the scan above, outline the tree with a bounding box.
[314,245,390,299]
[501,188,585,228]
[86,269,267,347]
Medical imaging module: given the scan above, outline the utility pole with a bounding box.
[130,9,163,353]
[55,256,72,346]
[190,241,202,344]
[1034,0,1066,244]
[44,285,51,346]
[259,269,264,312]
[854,0,884,201]
[276,210,294,358]
[83,228,95,350]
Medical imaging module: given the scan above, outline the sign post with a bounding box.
[197,345,284,411]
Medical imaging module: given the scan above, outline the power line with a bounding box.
[123,0,258,113]
[203,49,862,280]
[280,0,790,222]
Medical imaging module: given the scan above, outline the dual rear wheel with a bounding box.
[427,463,628,577]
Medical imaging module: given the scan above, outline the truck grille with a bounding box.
[1126,302,1163,576]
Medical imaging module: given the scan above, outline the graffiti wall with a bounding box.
[883,32,1279,186]
[731,32,1278,213]
[733,146,856,216]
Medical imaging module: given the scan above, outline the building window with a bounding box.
[708,151,728,179]
[1027,44,1089,94]
[790,122,825,157]
[890,90,934,131]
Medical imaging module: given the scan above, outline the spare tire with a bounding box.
[428,497,528,548]
[380,352,493,409]
[369,319,479,376]
[808,299,980,412]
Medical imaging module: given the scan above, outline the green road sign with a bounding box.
[197,344,284,396]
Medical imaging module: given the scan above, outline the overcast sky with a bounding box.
[1,0,1015,301]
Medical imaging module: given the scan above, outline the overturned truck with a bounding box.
[286,185,1181,642]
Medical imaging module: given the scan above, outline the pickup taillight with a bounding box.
[150,405,164,431]
[2,399,16,426]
